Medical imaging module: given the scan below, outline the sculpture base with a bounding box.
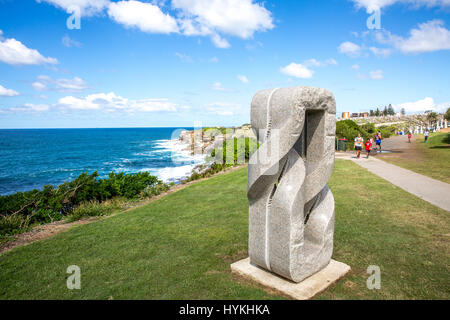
[231,258,350,300]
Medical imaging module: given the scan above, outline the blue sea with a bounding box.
[0,128,204,195]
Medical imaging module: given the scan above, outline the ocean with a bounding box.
[0,128,205,196]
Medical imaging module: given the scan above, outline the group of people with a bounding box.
[354,132,382,159]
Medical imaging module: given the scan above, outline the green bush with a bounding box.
[141,182,170,198]
[336,120,369,149]
[209,137,259,166]
[0,214,30,238]
[0,171,169,239]
[66,198,126,223]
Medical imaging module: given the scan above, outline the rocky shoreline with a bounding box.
[178,124,256,156]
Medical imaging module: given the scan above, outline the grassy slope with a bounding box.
[380,132,450,184]
[1,160,449,299]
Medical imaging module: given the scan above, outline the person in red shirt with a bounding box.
[408,132,412,143]
[365,139,372,158]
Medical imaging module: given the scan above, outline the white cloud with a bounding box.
[209,56,219,63]
[280,63,314,79]
[0,34,58,65]
[304,58,338,67]
[351,0,450,13]
[32,75,88,93]
[173,0,274,48]
[338,41,362,57]
[390,20,450,53]
[394,97,441,113]
[32,81,47,91]
[436,102,450,113]
[175,52,193,63]
[62,35,82,48]
[344,20,450,56]
[108,0,179,34]
[369,69,384,79]
[9,103,50,113]
[37,0,275,49]
[36,0,110,16]
[210,34,230,49]
[206,102,242,116]
[351,0,397,13]
[237,75,249,84]
[351,64,360,69]
[0,84,19,97]
[325,58,338,65]
[56,92,178,112]
[211,82,234,92]
[369,46,391,57]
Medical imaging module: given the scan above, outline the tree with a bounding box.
[383,106,388,116]
[401,108,406,116]
[427,112,439,125]
[375,108,380,116]
[445,108,450,121]
[370,110,374,117]
[387,104,395,115]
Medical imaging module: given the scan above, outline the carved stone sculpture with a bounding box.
[247,86,336,283]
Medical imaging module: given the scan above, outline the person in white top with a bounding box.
[354,133,364,158]
[424,130,429,143]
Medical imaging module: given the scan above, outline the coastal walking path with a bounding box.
[335,152,450,212]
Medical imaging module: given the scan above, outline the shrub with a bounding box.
[209,137,259,166]
[141,182,170,198]
[336,120,369,149]
[66,198,126,223]
[0,214,30,238]
[0,171,168,238]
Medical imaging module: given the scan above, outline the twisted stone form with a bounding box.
[248,86,336,283]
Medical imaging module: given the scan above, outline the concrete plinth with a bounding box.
[231,258,350,300]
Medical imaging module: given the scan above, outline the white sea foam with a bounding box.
[153,139,206,165]
[137,138,206,183]
[145,165,198,183]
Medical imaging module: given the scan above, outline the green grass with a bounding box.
[1,160,449,299]
[381,132,450,184]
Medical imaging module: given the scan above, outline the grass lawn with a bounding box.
[380,131,450,184]
[0,160,449,299]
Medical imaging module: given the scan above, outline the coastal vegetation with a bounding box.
[0,172,170,242]
[1,160,448,299]
[182,137,258,183]
[0,136,257,242]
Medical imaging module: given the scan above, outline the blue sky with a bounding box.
[0,0,449,128]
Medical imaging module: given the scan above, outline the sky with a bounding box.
[0,0,449,128]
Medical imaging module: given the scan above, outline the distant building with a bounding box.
[341,111,369,119]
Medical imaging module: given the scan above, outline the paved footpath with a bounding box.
[335,152,450,212]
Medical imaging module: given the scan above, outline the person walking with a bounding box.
[354,133,363,158]
[424,130,429,143]
[365,138,372,158]
[375,133,382,151]
[408,132,412,143]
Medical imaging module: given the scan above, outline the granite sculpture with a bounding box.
[248,86,336,283]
